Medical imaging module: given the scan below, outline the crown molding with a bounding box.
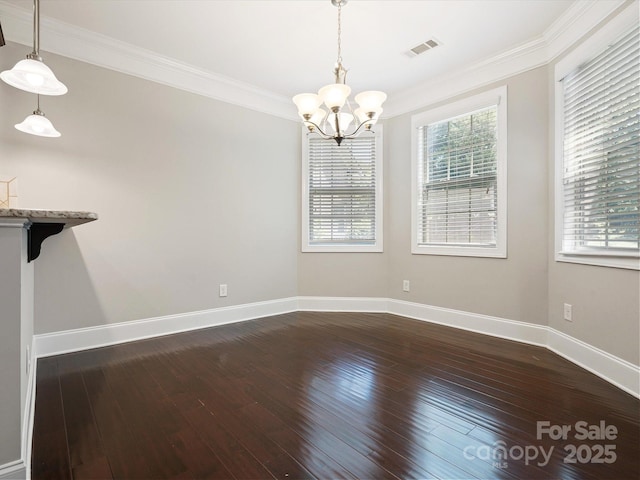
[0,0,628,121]
[382,0,628,117]
[0,1,298,121]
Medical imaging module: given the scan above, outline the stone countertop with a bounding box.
[0,208,98,227]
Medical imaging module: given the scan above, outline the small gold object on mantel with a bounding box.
[0,176,18,209]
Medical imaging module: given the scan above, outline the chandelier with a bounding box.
[293,0,386,145]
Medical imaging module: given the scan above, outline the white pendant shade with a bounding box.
[310,108,327,126]
[355,91,387,112]
[15,112,61,137]
[293,93,322,117]
[318,83,351,110]
[327,112,354,134]
[1,58,68,96]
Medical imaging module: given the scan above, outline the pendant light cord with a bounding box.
[33,0,39,56]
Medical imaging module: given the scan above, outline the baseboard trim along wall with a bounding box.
[0,459,25,480]
[34,297,299,358]
[33,296,640,398]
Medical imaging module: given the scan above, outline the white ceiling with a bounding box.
[0,0,625,118]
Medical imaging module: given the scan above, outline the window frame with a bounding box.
[554,6,639,270]
[301,127,384,253]
[411,86,508,258]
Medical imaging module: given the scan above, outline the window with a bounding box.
[555,20,639,270]
[302,129,383,252]
[411,87,507,257]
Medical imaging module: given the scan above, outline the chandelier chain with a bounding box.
[336,1,342,65]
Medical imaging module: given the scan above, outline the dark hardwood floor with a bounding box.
[31,312,639,479]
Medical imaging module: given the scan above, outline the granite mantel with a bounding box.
[0,209,98,261]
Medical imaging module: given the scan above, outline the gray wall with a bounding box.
[0,44,299,335]
[385,68,549,325]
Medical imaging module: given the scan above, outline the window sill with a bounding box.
[412,244,506,258]
[555,252,639,270]
[302,244,383,253]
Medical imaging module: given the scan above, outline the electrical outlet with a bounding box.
[219,284,228,297]
[402,280,410,292]
[563,303,572,322]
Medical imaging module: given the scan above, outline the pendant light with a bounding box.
[14,95,60,137]
[293,0,386,145]
[0,0,67,95]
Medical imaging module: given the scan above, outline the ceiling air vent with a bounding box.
[408,38,440,57]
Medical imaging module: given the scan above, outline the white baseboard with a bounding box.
[35,297,298,358]
[0,346,34,480]
[297,296,388,313]
[386,298,639,398]
[547,328,640,398]
[296,297,639,397]
[31,296,639,398]
[0,460,25,480]
[387,299,549,347]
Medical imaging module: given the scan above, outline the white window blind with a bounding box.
[561,26,639,257]
[417,106,499,248]
[305,134,381,250]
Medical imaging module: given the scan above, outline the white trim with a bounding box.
[0,219,29,229]
[387,299,548,347]
[547,328,640,398]
[30,296,639,402]
[0,460,25,480]
[0,1,296,121]
[387,298,639,397]
[0,0,626,122]
[553,3,640,271]
[543,0,627,61]
[34,297,298,358]
[553,2,639,81]
[410,86,508,258]
[22,339,36,480]
[299,297,638,397]
[297,296,388,313]
[384,0,627,117]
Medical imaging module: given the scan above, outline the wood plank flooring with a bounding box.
[31,312,640,479]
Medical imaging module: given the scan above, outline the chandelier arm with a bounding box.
[303,121,333,139]
[345,119,375,138]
